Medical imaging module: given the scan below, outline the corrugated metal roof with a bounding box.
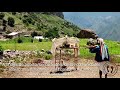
[8,32,19,36]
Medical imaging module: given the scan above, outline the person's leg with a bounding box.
[111,66,114,73]
[107,65,109,72]
[99,70,102,78]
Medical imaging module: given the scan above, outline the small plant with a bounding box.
[44,54,52,60]
[17,38,23,43]
[0,64,6,73]
[14,58,21,63]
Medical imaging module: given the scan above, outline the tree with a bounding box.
[22,17,35,25]
[22,19,29,26]
[26,17,32,24]
[3,26,6,31]
[2,19,7,26]
[8,17,15,27]
[37,23,42,30]
[0,13,5,19]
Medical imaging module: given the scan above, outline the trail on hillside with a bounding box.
[0,59,120,78]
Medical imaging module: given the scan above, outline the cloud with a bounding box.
[105,16,112,19]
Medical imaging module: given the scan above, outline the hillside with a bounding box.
[64,12,120,41]
[0,12,80,38]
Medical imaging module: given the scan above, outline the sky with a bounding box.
[63,12,120,17]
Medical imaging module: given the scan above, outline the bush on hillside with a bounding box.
[22,17,35,25]
[0,13,5,19]
[2,19,7,26]
[22,19,29,26]
[3,26,6,31]
[31,31,38,37]
[8,17,15,27]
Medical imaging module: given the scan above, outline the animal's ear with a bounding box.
[52,38,56,42]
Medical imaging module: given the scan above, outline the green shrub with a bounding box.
[3,26,6,31]
[17,38,23,43]
[8,17,15,27]
[22,19,29,26]
[19,17,21,20]
[2,19,7,26]
[44,27,60,38]
[5,30,12,34]
[44,54,52,60]
[26,17,32,24]
[0,13,5,19]
[23,17,35,25]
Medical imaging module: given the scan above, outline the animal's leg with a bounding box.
[99,70,102,78]
[105,74,107,78]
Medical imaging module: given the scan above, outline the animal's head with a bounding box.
[87,38,98,46]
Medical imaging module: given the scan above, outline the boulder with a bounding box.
[77,29,98,39]
[31,59,44,64]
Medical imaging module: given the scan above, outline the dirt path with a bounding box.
[0,59,120,78]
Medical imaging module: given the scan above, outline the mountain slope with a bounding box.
[64,12,120,41]
[0,12,80,38]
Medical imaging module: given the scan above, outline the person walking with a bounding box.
[88,38,110,78]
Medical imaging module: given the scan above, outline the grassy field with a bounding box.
[0,38,120,62]
[0,37,52,51]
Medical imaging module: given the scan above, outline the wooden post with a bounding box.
[55,49,56,70]
[74,47,78,70]
[59,49,62,71]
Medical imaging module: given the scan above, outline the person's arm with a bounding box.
[89,45,99,53]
